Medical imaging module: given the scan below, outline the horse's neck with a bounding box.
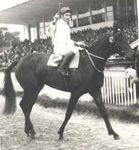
[79,51,106,72]
[86,38,110,71]
[90,37,109,59]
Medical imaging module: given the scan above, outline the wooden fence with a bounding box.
[102,70,137,106]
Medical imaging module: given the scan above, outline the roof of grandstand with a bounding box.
[0,0,92,26]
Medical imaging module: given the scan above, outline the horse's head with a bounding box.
[109,26,135,60]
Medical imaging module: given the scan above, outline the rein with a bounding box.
[85,50,105,60]
[85,49,105,73]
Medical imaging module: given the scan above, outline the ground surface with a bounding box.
[0,96,139,150]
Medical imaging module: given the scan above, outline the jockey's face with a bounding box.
[61,12,71,23]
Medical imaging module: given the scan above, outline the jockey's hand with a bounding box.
[75,41,85,46]
[53,13,60,23]
[75,41,88,49]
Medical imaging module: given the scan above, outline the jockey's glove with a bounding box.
[53,13,60,23]
[75,41,88,49]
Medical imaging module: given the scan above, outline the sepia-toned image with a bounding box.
[0,0,139,149]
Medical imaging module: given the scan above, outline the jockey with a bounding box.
[53,7,83,76]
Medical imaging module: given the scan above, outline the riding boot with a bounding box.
[58,51,75,76]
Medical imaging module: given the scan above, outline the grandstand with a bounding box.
[0,0,138,41]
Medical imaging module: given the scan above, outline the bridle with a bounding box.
[85,50,105,60]
[85,32,122,73]
[85,37,117,73]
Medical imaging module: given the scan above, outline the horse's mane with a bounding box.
[88,33,112,51]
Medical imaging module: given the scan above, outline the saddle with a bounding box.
[47,51,80,68]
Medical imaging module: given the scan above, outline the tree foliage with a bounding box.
[0,27,20,47]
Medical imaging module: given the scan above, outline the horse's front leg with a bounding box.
[89,90,120,140]
[58,91,82,139]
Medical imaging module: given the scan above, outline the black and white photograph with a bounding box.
[0,0,139,149]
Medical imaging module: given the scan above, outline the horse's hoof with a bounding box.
[58,129,64,140]
[28,131,36,139]
[58,132,63,140]
[113,134,120,140]
[30,134,35,139]
[58,134,64,140]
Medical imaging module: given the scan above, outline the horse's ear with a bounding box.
[109,36,114,43]
[113,20,122,34]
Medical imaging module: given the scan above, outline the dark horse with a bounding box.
[3,30,134,140]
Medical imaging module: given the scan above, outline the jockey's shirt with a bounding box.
[53,18,78,55]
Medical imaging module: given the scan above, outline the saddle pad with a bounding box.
[47,52,80,68]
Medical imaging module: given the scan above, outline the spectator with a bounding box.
[0,23,137,67]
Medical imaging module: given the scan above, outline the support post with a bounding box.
[103,0,108,21]
[137,0,139,37]
[75,10,79,27]
[36,22,40,40]
[88,5,92,24]
[27,24,31,41]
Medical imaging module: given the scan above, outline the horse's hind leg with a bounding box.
[89,90,119,140]
[58,91,82,139]
[20,88,42,138]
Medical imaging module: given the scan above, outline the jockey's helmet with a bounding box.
[60,7,72,15]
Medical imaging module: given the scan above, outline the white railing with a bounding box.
[102,70,137,106]
[0,70,137,106]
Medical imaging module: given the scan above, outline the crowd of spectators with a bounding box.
[0,24,138,67]
[71,24,138,46]
[123,25,138,43]
[71,27,113,47]
[0,38,53,67]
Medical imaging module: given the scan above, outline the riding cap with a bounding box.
[59,7,72,15]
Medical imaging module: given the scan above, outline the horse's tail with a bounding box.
[3,60,19,114]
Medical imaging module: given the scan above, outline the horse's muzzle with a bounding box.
[125,50,136,60]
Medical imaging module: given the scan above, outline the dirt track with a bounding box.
[0,95,139,150]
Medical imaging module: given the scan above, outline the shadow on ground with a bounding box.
[1,89,139,123]
[37,94,139,123]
